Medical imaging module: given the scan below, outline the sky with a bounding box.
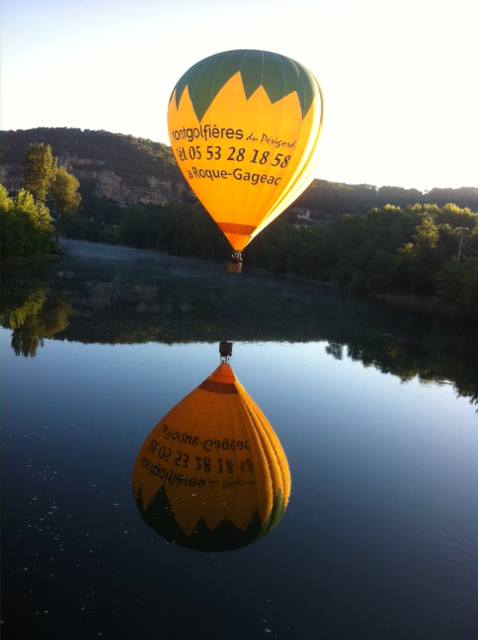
[2,0,477,190]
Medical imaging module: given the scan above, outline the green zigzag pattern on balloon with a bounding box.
[134,484,288,552]
[170,49,318,122]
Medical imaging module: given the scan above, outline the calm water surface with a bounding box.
[2,240,477,639]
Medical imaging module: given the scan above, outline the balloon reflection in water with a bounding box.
[132,347,290,551]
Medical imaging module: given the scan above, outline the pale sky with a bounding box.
[2,0,477,190]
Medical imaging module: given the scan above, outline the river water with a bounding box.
[2,239,477,639]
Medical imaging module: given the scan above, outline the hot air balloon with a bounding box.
[132,343,291,551]
[167,49,324,272]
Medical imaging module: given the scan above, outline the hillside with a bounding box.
[2,127,477,215]
[1,127,177,179]
[0,127,185,206]
[296,180,478,217]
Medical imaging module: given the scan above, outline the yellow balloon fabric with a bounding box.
[132,362,291,551]
[168,49,323,252]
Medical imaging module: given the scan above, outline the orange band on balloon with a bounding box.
[200,380,238,394]
[217,222,255,236]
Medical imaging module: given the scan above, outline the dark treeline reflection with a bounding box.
[1,243,477,407]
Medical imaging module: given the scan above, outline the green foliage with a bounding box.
[460,257,478,314]
[22,143,56,202]
[412,216,439,251]
[0,184,12,212]
[434,259,464,304]
[1,140,83,258]
[246,202,478,315]
[0,285,71,357]
[59,197,228,258]
[434,257,478,314]
[22,142,81,217]
[49,167,81,216]
[52,189,478,319]
[116,201,229,258]
[1,288,46,330]
[0,185,55,259]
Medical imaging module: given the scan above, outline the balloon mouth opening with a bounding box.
[227,252,242,273]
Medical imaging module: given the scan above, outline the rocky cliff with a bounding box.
[0,127,187,207]
[1,156,186,206]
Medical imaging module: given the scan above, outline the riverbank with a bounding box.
[370,291,475,321]
[2,236,477,407]
[54,236,478,323]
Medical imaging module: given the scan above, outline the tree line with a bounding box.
[296,179,478,216]
[247,203,478,316]
[58,195,478,318]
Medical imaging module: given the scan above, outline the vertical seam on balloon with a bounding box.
[248,51,271,226]
[251,57,299,233]
[298,62,306,118]
[238,380,281,526]
[279,56,286,101]
[250,398,290,513]
[213,377,227,531]
[207,52,235,228]
[246,395,288,501]
[253,54,285,223]
[252,125,320,239]
[238,49,248,80]
[236,49,250,229]
[317,76,325,133]
[230,386,245,529]
[188,61,203,121]
[240,49,254,230]
[242,397,274,532]
[251,80,322,238]
[209,52,230,116]
[177,392,205,534]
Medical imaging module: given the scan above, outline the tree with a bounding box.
[49,167,81,216]
[0,184,12,212]
[23,143,56,202]
[413,216,439,253]
[434,259,463,304]
[0,184,54,259]
[461,257,478,314]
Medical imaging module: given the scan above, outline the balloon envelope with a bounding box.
[132,362,291,551]
[168,49,323,252]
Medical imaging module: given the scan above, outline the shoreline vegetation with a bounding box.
[2,195,478,321]
[1,132,477,321]
[57,198,478,320]
[1,238,477,411]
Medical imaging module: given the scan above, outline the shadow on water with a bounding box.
[1,238,477,407]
